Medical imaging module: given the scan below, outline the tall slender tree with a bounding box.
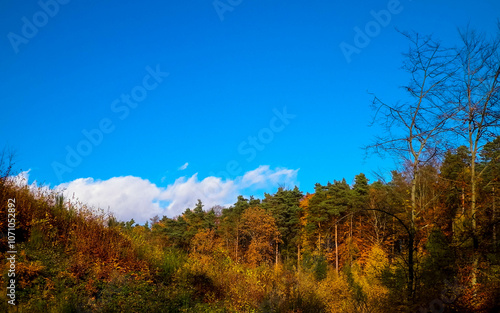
[451,27,500,287]
[367,31,456,300]
[480,136,500,252]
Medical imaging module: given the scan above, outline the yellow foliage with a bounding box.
[363,244,388,280]
[316,272,355,313]
[15,260,45,288]
[191,229,218,255]
[240,207,280,267]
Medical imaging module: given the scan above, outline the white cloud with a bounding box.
[8,170,61,205]
[178,162,189,170]
[54,165,299,224]
[161,174,238,214]
[57,176,164,223]
[241,165,299,189]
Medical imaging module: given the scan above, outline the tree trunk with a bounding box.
[350,215,353,238]
[318,222,321,253]
[409,171,417,300]
[236,225,239,263]
[297,244,301,273]
[462,185,465,215]
[493,187,497,253]
[471,154,478,288]
[408,231,415,300]
[275,241,278,267]
[392,216,395,256]
[335,224,339,274]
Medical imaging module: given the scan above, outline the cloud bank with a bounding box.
[55,165,299,224]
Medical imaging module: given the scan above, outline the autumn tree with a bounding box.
[367,31,456,300]
[366,180,392,246]
[451,27,500,287]
[219,195,253,262]
[414,162,440,228]
[240,206,280,267]
[191,228,218,255]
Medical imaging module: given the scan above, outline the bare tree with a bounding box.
[451,26,500,288]
[0,147,17,216]
[150,215,160,226]
[0,146,16,181]
[367,31,456,300]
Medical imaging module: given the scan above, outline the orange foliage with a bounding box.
[240,207,280,267]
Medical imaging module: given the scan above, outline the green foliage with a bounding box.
[441,146,471,216]
[3,135,500,312]
[305,180,352,252]
[157,248,187,283]
[301,252,328,281]
[344,264,367,307]
[262,186,303,261]
[314,255,328,281]
[421,228,455,287]
[352,173,369,210]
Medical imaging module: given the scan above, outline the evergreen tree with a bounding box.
[262,186,304,264]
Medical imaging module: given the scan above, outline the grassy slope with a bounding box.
[0,181,225,313]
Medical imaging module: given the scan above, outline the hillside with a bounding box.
[1,147,500,312]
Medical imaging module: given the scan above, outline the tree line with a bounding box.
[142,27,500,311]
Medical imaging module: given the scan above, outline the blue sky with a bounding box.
[1,0,499,223]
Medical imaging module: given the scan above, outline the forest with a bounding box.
[1,29,500,312]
